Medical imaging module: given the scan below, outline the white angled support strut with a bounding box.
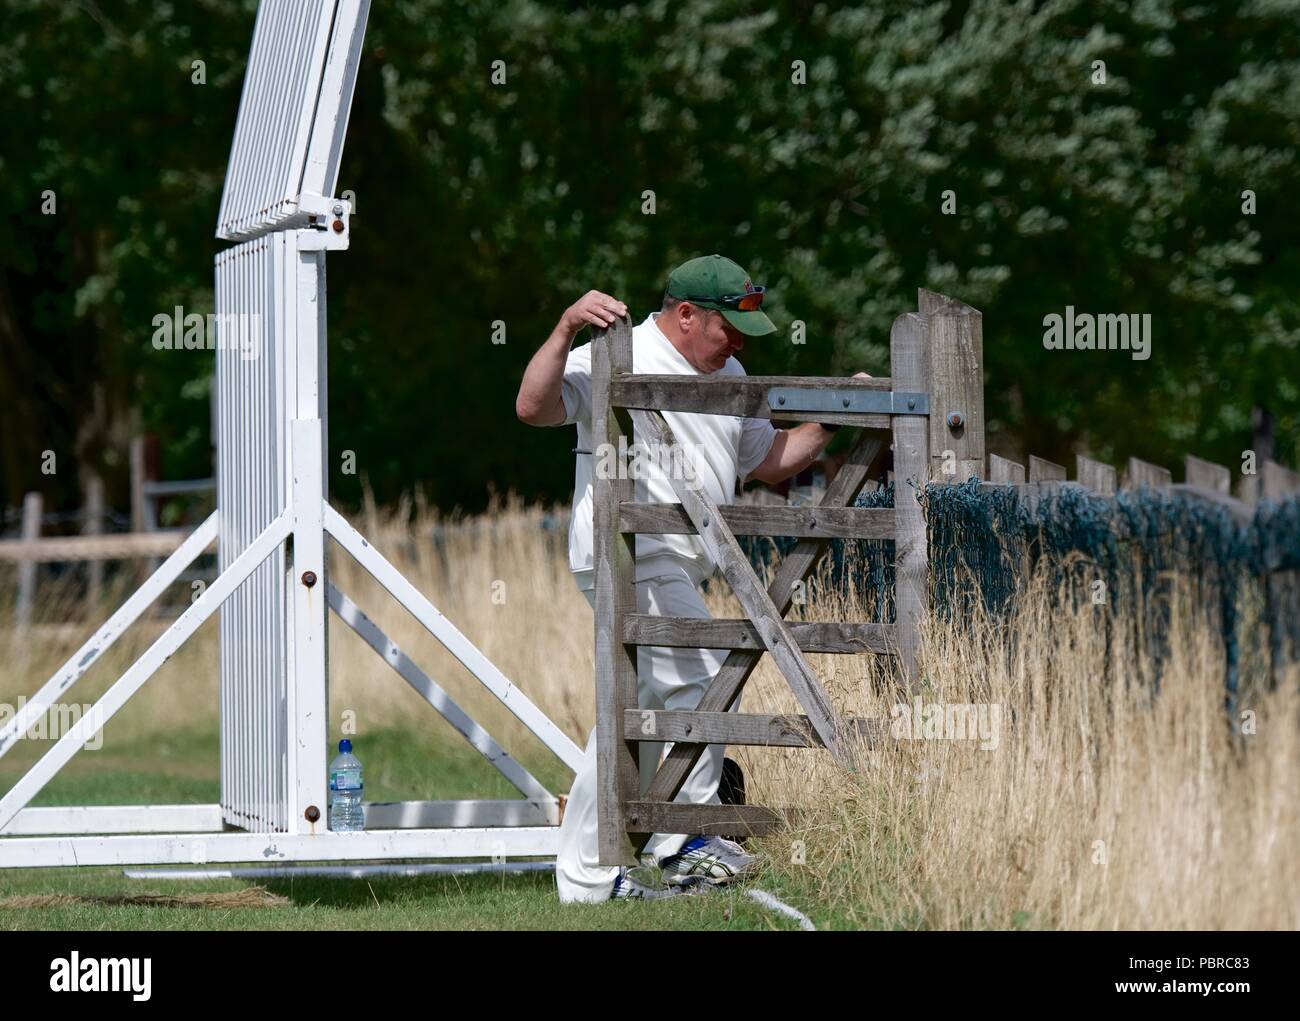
[323,504,584,774]
[0,512,218,760]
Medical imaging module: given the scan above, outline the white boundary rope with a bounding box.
[745,889,817,930]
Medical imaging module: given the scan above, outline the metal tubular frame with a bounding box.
[0,0,573,869]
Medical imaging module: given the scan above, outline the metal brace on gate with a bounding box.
[767,387,930,415]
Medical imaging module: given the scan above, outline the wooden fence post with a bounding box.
[84,474,105,607]
[1123,457,1172,490]
[988,454,1025,484]
[1260,459,1300,503]
[16,492,43,628]
[130,434,162,580]
[1029,455,1067,483]
[1185,454,1230,495]
[130,436,148,534]
[1076,455,1117,495]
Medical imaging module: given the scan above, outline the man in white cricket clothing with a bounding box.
[516,254,866,901]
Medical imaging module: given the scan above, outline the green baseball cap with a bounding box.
[665,254,776,337]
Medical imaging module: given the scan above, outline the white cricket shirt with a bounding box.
[559,312,777,589]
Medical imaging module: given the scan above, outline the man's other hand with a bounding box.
[562,291,628,335]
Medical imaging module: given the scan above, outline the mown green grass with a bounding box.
[0,868,815,931]
[0,726,829,931]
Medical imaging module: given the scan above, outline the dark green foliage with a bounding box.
[2,1,1297,516]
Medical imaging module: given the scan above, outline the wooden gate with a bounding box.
[590,290,984,865]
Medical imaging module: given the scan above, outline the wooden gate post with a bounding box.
[919,289,985,482]
[891,315,929,691]
[591,316,641,867]
[890,290,985,691]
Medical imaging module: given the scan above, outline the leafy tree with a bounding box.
[1,0,1295,519]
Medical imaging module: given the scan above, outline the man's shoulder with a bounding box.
[631,314,661,346]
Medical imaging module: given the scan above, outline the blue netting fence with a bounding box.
[740,479,1300,700]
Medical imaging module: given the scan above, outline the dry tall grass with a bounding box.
[1,496,1295,928]
[741,572,1299,930]
[0,494,594,761]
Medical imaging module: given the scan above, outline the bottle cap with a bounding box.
[339,739,352,753]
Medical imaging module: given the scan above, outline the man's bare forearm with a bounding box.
[749,423,835,484]
[516,290,627,426]
[748,371,873,484]
[515,320,579,426]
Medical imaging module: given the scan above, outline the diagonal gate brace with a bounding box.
[638,428,888,830]
[628,408,858,767]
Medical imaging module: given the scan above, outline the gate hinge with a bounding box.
[767,388,929,415]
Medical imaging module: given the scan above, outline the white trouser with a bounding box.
[556,560,733,904]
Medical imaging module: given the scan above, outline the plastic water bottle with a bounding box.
[328,739,364,832]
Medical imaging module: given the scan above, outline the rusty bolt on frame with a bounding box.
[305,805,320,823]
[947,411,965,429]
[301,570,317,587]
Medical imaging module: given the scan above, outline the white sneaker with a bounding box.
[659,835,759,884]
[610,865,713,900]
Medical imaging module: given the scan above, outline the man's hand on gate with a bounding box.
[562,291,628,336]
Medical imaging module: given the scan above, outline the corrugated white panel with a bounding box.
[216,0,371,242]
[301,0,372,201]
[211,0,362,834]
[215,235,292,833]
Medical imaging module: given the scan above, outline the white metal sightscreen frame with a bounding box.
[0,0,578,869]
